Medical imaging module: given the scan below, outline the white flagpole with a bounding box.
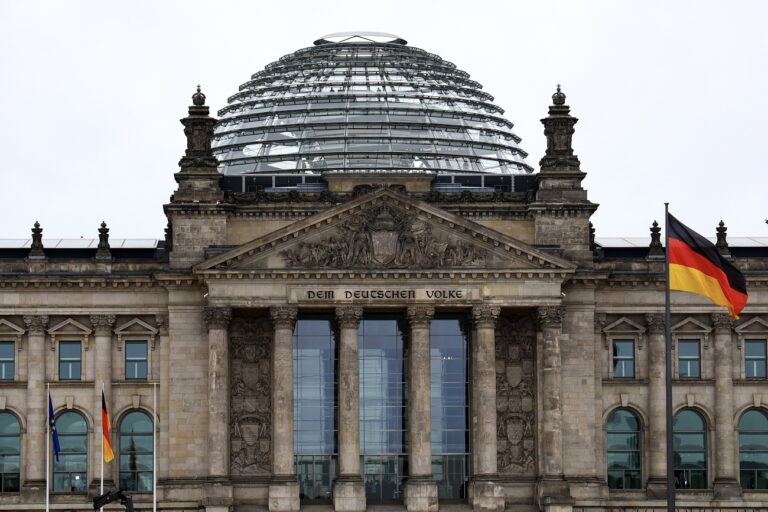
[46,383,50,512]
[100,381,104,512]
[153,381,157,512]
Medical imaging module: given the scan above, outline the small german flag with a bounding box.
[668,213,748,318]
[101,390,114,463]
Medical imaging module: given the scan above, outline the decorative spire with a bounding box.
[179,85,218,168]
[96,221,111,260]
[29,221,45,258]
[648,220,664,257]
[539,84,581,173]
[716,220,730,257]
[172,85,224,203]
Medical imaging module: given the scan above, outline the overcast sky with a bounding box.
[0,0,766,242]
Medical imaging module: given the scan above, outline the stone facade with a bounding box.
[0,67,765,512]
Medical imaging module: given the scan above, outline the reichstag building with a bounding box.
[0,31,766,512]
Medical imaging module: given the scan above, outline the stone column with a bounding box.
[269,306,299,512]
[405,306,438,512]
[334,306,365,512]
[712,313,741,498]
[22,315,48,497]
[469,305,503,512]
[90,314,116,489]
[203,307,232,480]
[536,306,571,507]
[644,314,667,497]
[156,315,170,482]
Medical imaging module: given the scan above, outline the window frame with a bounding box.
[672,409,708,490]
[738,408,768,490]
[118,410,154,493]
[0,411,20,492]
[677,339,701,379]
[58,340,82,381]
[611,339,636,379]
[606,408,642,490]
[744,339,767,380]
[124,340,149,381]
[0,341,14,381]
[52,410,88,493]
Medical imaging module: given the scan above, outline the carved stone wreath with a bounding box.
[280,205,484,269]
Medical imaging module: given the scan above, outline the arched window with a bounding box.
[119,411,153,492]
[739,409,768,489]
[673,409,707,489]
[53,411,87,492]
[0,412,20,492]
[606,409,641,489]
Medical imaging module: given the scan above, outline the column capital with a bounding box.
[472,305,501,328]
[407,305,435,327]
[335,306,363,329]
[90,314,116,336]
[711,313,735,332]
[23,315,49,335]
[155,314,169,336]
[645,313,664,334]
[537,306,564,329]
[204,306,232,330]
[270,306,297,329]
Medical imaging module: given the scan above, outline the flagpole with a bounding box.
[664,203,675,512]
[46,383,49,512]
[100,381,104,512]
[153,381,157,512]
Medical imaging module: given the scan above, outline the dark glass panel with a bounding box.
[674,410,705,431]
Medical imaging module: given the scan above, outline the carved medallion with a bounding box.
[230,317,272,475]
[280,204,484,269]
[496,314,537,475]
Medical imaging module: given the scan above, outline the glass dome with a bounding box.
[213,35,533,178]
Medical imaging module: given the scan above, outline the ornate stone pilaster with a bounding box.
[405,306,437,512]
[22,315,48,495]
[90,314,116,489]
[469,305,503,512]
[269,306,299,512]
[712,313,741,498]
[203,307,232,481]
[156,314,170,481]
[334,306,365,512]
[535,306,571,507]
[644,313,667,497]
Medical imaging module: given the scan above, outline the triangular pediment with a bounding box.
[195,188,576,273]
[603,317,645,334]
[735,317,768,334]
[672,317,711,334]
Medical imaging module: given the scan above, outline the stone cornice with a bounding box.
[198,269,574,281]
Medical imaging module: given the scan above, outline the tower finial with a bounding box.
[552,84,566,105]
[192,85,206,106]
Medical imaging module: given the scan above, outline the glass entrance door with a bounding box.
[296,455,335,500]
[359,314,408,501]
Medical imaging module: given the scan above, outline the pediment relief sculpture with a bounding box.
[279,204,484,269]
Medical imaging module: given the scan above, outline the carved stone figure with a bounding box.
[496,314,537,474]
[280,204,485,269]
[230,317,272,475]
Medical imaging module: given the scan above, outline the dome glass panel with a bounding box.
[214,35,533,177]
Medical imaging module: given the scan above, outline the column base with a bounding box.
[468,477,504,512]
[333,475,366,512]
[713,477,743,499]
[21,479,45,502]
[404,476,438,512]
[536,476,572,511]
[645,476,668,499]
[269,477,300,512]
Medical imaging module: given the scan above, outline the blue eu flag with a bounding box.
[48,392,60,462]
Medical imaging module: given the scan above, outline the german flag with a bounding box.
[668,213,747,318]
[101,390,114,463]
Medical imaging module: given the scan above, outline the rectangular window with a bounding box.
[0,342,14,381]
[125,341,148,380]
[612,340,635,378]
[745,340,767,379]
[59,342,81,380]
[678,340,701,379]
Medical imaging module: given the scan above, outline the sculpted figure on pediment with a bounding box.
[280,204,485,269]
[496,315,537,475]
[230,317,272,475]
